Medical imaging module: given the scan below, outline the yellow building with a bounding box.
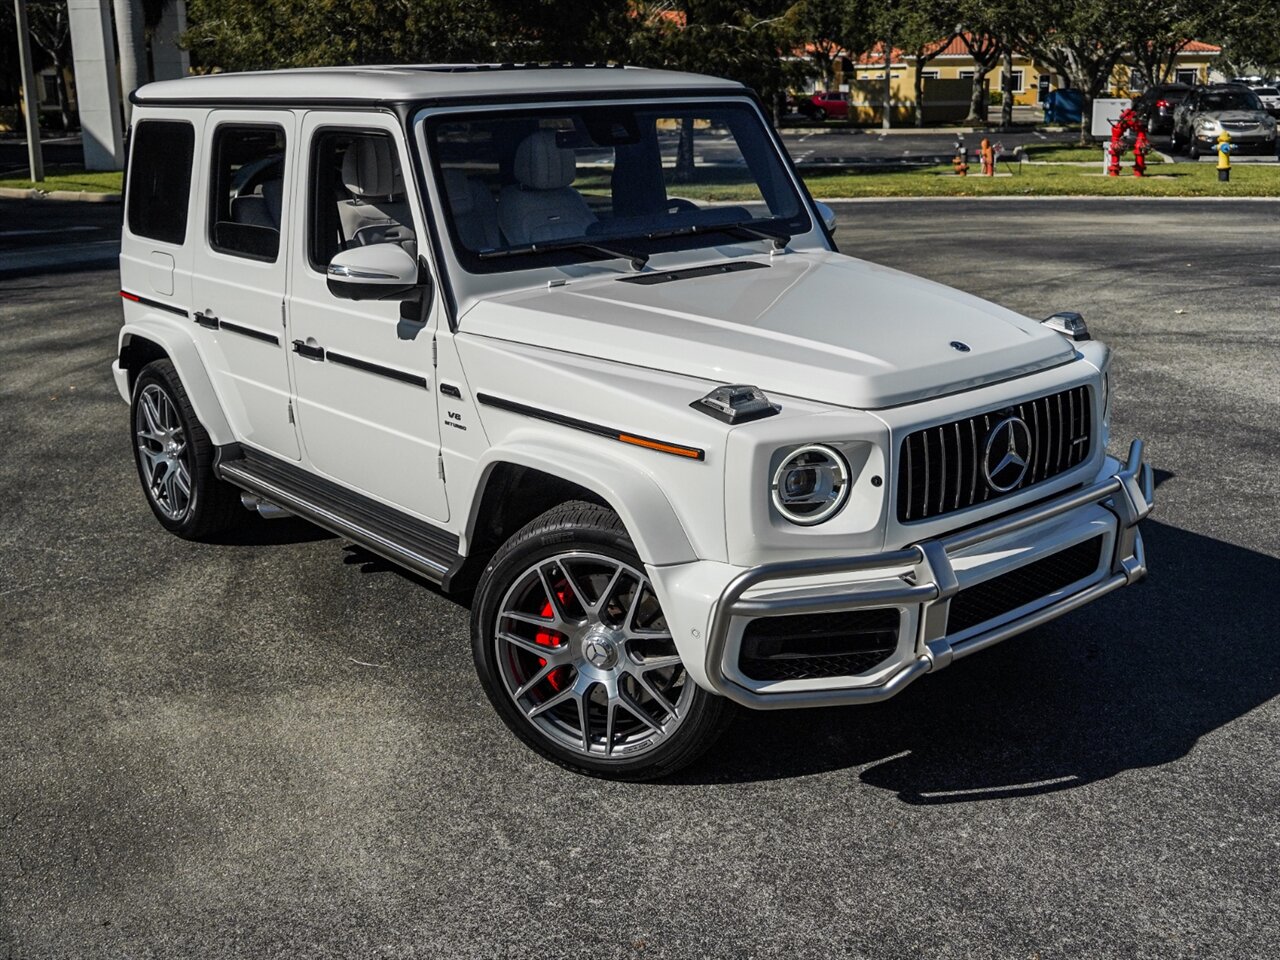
[801,37,1222,124]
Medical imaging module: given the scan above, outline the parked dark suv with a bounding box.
[1131,83,1193,134]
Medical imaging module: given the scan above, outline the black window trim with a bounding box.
[206,120,288,264]
[126,117,197,247]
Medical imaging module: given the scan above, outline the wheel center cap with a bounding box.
[580,630,620,670]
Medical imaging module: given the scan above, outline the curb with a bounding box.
[0,187,121,202]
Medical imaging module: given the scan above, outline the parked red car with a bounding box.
[795,90,850,120]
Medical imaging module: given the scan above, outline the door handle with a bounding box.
[193,310,219,330]
[292,339,325,361]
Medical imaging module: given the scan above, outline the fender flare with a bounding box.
[118,319,235,445]
[465,435,699,567]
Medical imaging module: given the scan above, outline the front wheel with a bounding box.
[471,502,732,779]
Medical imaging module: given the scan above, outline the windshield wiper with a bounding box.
[642,219,791,250]
[478,238,649,271]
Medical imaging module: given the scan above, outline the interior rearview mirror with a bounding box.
[327,244,423,302]
[815,201,837,233]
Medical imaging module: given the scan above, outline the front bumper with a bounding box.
[699,440,1154,709]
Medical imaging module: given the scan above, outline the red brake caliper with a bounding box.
[535,593,570,691]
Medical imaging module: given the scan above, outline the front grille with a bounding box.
[947,535,1104,635]
[738,608,900,681]
[897,384,1092,523]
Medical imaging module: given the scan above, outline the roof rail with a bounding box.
[414,62,627,73]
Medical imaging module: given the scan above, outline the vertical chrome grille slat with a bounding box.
[936,425,947,517]
[895,384,1092,524]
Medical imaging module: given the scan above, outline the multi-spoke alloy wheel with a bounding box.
[135,383,194,521]
[129,359,243,539]
[495,551,693,760]
[472,502,730,779]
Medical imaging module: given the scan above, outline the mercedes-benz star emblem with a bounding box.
[983,416,1033,492]
[950,341,971,352]
[582,636,617,669]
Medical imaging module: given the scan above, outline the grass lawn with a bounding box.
[1020,142,1166,163]
[0,166,123,193]
[671,162,1280,200]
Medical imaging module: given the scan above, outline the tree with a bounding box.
[794,0,874,91]
[896,4,957,128]
[25,0,74,128]
[1011,0,1136,143]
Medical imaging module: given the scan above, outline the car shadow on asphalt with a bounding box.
[671,517,1280,799]
[199,515,336,547]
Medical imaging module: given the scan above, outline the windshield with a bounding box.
[1202,90,1263,111]
[425,102,811,273]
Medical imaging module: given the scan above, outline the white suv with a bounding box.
[115,64,1153,779]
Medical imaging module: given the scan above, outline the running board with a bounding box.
[215,445,462,588]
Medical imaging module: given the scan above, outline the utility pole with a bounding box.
[13,0,45,182]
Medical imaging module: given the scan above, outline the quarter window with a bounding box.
[127,120,195,245]
[208,124,287,262]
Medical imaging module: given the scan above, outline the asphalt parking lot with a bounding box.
[1,197,1278,959]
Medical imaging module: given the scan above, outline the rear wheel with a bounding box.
[130,359,243,539]
[471,502,731,779]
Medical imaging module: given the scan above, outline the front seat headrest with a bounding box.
[443,169,474,215]
[513,130,576,190]
[342,138,395,199]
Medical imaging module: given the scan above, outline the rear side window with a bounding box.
[208,124,287,262]
[127,120,195,245]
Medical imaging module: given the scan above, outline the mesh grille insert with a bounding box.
[739,608,900,682]
[947,535,1105,635]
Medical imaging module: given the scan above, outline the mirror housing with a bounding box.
[326,244,423,301]
[815,201,837,233]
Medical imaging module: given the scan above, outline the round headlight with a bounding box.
[771,444,851,525]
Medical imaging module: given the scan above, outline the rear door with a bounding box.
[190,110,300,459]
[285,111,447,523]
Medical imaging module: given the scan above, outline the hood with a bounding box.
[1206,109,1269,123]
[461,250,1075,409]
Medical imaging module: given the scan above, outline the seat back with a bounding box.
[498,130,596,245]
[337,137,414,247]
[443,169,502,251]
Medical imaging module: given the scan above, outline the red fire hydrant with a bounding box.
[1133,127,1149,178]
[980,137,995,176]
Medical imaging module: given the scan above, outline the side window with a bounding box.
[127,120,195,245]
[208,124,286,262]
[308,129,416,272]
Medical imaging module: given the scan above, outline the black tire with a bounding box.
[130,358,244,540]
[1189,138,1200,160]
[471,501,733,780]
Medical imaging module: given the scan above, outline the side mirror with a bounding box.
[815,201,837,233]
[326,244,422,301]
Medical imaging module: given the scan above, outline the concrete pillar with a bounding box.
[112,0,145,124]
[67,0,124,170]
[151,0,190,82]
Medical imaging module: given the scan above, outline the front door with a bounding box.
[190,111,299,459]
[286,112,447,523]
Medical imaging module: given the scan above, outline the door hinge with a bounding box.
[437,453,445,481]
[432,337,438,367]
[287,401,295,424]
[281,300,287,328]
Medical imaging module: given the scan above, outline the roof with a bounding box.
[132,64,742,105]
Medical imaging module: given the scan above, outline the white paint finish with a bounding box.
[147,252,175,296]
[286,110,447,523]
[455,334,730,563]
[132,65,739,105]
[464,250,1074,410]
[189,109,300,460]
[66,0,125,170]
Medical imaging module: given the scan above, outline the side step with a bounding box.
[215,445,463,588]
